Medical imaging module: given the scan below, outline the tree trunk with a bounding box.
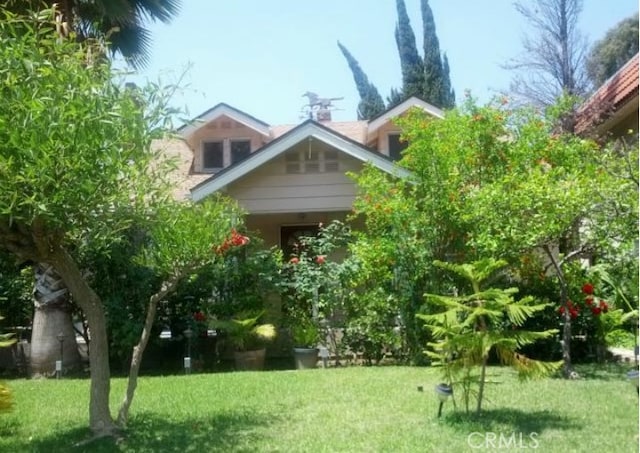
[543,244,574,377]
[48,247,117,437]
[30,264,81,377]
[117,271,188,426]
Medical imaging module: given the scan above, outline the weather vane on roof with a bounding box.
[301,91,343,121]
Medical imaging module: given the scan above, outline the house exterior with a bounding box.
[575,53,639,141]
[164,97,443,252]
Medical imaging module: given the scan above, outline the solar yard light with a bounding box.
[184,328,193,374]
[56,332,65,379]
[434,383,453,418]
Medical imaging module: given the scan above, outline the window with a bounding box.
[388,134,408,161]
[285,152,301,173]
[285,149,339,174]
[231,140,251,164]
[324,150,339,172]
[304,150,320,173]
[203,141,223,169]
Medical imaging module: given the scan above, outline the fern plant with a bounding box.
[418,258,562,414]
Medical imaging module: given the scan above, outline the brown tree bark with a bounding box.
[46,246,117,436]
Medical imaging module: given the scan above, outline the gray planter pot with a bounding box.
[293,348,319,369]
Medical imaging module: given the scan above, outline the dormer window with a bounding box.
[203,141,223,170]
[231,139,251,164]
[388,133,408,161]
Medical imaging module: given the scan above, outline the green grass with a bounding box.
[0,364,637,452]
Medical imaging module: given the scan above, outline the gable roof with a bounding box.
[178,102,271,138]
[367,96,444,134]
[575,53,639,135]
[190,119,411,202]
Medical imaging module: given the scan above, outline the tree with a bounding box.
[505,0,589,109]
[585,15,639,87]
[420,0,454,108]
[419,259,560,414]
[5,0,182,379]
[339,0,454,116]
[337,41,386,120]
[116,198,240,426]
[0,9,231,437]
[351,96,630,375]
[7,0,180,68]
[394,0,424,101]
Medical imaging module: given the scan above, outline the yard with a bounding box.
[0,364,637,452]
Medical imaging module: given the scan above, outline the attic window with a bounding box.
[285,149,339,174]
[203,141,223,170]
[388,134,408,161]
[231,139,251,164]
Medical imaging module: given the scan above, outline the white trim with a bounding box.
[180,104,270,139]
[367,96,444,135]
[190,121,412,202]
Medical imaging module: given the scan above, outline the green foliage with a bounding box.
[394,0,424,101]
[0,314,15,413]
[586,14,639,87]
[210,311,276,352]
[337,41,386,120]
[418,259,561,414]
[420,0,454,108]
[339,0,454,115]
[0,253,32,327]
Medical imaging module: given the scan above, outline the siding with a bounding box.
[227,146,364,214]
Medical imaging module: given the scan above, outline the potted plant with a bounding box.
[291,315,321,369]
[211,310,276,371]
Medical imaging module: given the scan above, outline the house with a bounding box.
[164,96,443,253]
[575,53,639,141]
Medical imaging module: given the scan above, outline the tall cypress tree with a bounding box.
[337,42,386,120]
[441,53,455,107]
[421,0,445,105]
[394,0,424,100]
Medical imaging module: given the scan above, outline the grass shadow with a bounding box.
[10,410,278,452]
[572,362,637,381]
[442,408,580,434]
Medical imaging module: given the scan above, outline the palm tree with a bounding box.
[7,0,181,68]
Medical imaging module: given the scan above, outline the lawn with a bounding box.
[0,364,637,452]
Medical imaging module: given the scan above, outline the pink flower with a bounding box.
[315,255,326,265]
[290,257,299,264]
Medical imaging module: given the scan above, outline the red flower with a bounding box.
[591,306,602,316]
[582,283,594,295]
[315,255,326,265]
[289,257,299,264]
[585,296,594,306]
[558,306,565,316]
[569,308,579,319]
[193,311,206,322]
[599,300,609,313]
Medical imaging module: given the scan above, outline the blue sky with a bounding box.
[128,0,638,125]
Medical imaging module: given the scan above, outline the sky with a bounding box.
[127,0,639,126]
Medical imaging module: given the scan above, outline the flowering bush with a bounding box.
[278,221,354,346]
[558,282,609,319]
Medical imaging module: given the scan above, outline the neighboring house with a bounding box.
[163,97,443,253]
[575,53,639,141]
